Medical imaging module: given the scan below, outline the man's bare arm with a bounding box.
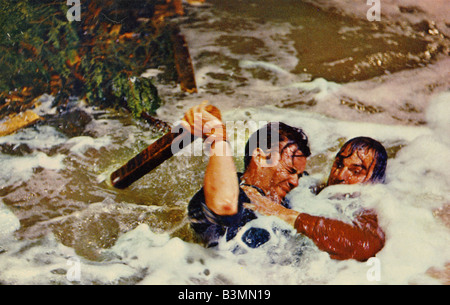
[243,186,385,261]
[182,102,239,216]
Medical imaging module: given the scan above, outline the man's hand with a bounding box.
[242,185,300,227]
[181,100,225,141]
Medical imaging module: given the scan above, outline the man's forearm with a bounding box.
[204,140,239,216]
[294,212,385,261]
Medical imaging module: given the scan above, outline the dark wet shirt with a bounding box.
[188,174,289,248]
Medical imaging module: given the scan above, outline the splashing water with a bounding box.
[0,0,449,285]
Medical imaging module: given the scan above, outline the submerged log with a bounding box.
[186,0,206,5]
[154,0,184,24]
[171,26,198,93]
[152,2,197,93]
[111,104,219,188]
[110,125,193,189]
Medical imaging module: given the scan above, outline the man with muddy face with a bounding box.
[184,102,311,248]
[327,137,387,186]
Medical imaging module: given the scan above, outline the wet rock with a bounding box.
[399,6,424,14]
[413,20,440,36]
[46,108,92,137]
[50,268,67,275]
[0,143,33,156]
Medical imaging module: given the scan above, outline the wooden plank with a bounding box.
[0,110,42,137]
[171,27,198,93]
[110,124,195,189]
[110,104,220,189]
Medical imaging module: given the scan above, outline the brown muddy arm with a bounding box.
[295,210,385,261]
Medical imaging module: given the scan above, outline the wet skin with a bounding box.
[327,145,376,186]
[244,142,307,204]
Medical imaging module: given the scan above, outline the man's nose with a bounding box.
[336,167,349,183]
[288,173,299,188]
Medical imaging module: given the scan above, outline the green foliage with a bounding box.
[0,0,170,118]
[112,73,161,118]
[0,1,72,94]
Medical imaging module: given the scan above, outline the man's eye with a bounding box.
[350,166,363,174]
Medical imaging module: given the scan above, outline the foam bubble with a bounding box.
[305,0,450,37]
[33,94,57,116]
[65,135,111,156]
[0,201,20,238]
[239,60,293,76]
[426,90,450,144]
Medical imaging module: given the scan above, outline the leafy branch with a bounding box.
[0,0,179,119]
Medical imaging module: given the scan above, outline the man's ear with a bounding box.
[253,147,264,161]
[252,148,279,168]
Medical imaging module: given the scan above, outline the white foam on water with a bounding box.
[65,135,112,156]
[0,1,448,285]
[284,77,342,101]
[305,0,450,37]
[425,90,450,145]
[106,223,309,285]
[45,91,444,285]
[239,60,293,76]
[0,73,447,285]
[223,105,432,160]
[0,114,122,188]
[319,56,450,124]
[0,125,67,150]
[0,201,20,238]
[0,152,66,188]
[158,44,449,128]
[236,56,449,126]
[0,233,116,285]
[163,0,450,129]
[33,94,57,116]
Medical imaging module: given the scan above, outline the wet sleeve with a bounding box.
[188,186,245,227]
[294,209,385,262]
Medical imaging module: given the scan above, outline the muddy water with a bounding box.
[205,0,434,83]
[0,107,207,260]
[0,0,449,284]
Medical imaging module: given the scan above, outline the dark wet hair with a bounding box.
[338,137,388,183]
[243,122,311,170]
